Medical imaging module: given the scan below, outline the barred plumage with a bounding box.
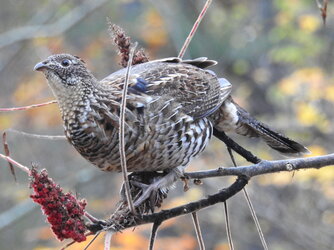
[35,55,230,173]
[35,54,309,205]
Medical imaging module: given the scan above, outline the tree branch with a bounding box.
[88,176,248,233]
[185,154,334,179]
[86,153,334,236]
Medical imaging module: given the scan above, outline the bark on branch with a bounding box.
[185,153,334,180]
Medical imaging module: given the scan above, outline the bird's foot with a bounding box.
[120,172,167,213]
[131,180,167,211]
[120,168,183,212]
[132,168,182,208]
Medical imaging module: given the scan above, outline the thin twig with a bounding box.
[0,153,30,174]
[224,150,235,250]
[227,147,268,250]
[243,188,268,250]
[2,132,16,181]
[61,233,95,250]
[119,43,138,214]
[0,100,57,112]
[83,233,101,250]
[104,231,114,250]
[223,202,234,250]
[191,212,205,250]
[178,0,212,58]
[149,220,162,250]
[61,239,77,250]
[6,129,66,140]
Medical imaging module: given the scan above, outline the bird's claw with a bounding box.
[120,174,169,213]
[131,180,161,211]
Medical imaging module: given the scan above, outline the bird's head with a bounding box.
[34,54,96,100]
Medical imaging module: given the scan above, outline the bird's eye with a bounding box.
[61,59,71,67]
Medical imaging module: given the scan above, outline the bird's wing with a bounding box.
[100,58,232,120]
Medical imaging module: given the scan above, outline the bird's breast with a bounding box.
[62,97,214,173]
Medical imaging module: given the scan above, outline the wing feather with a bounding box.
[100,58,231,119]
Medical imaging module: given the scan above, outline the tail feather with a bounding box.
[241,119,310,156]
[214,97,310,156]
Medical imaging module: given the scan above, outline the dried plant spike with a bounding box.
[108,21,131,68]
[107,19,149,67]
[30,167,87,242]
[133,48,149,65]
[2,132,16,181]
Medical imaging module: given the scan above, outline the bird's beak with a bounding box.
[34,61,49,71]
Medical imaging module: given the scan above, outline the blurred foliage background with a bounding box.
[0,0,334,249]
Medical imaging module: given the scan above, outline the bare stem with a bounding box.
[0,100,57,112]
[6,129,66,140]
[104,231,114,250]
[83,233,100,250]
[0,153,30,174]
[119,43,138,214]
[191,212,205,250]
[227,147,268,249]
[2,132,16,181]
[242,188,268,250]
[178,0,212,58]
[223,202,234,250]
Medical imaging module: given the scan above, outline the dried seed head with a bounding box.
[30,167,87,242]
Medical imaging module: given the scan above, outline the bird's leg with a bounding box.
[132,167,183,208]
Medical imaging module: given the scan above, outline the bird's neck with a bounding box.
[47,79,94,126]
[56,82,120,137]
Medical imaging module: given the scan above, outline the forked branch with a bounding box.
[1,146,334,244]
[82,153,334,234]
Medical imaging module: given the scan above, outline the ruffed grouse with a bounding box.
[34,54,309,206]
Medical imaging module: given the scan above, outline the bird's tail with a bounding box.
[213,96,310,156]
